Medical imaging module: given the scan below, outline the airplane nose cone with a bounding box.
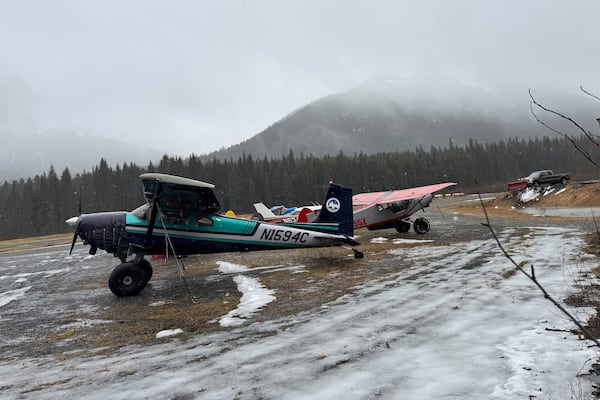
[65,216,79,226]
[71,211,129,257]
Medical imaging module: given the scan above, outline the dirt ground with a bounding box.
[2,184,600,360]
[447,181,600,219]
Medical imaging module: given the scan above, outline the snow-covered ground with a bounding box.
[1,222,599,399]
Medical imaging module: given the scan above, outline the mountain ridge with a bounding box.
[2,78,595,182]
[204,78,596,160]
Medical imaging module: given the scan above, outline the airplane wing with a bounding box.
[253,203,277,218]
[353,182,456,209]
[140,173,220,214]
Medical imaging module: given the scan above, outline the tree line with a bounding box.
[0,135,598,240]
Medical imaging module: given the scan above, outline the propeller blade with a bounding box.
[69,232,78,255]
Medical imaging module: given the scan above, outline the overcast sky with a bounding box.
[1,0,599,156]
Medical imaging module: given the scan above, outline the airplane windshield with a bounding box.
[131,204,150,220]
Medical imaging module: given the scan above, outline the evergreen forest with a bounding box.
[1,135,598,240]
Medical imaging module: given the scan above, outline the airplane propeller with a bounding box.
[67,186,83,254]
[69,231,78,255]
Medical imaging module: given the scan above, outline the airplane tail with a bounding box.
[253,202,277,219]
[314,183,354,237]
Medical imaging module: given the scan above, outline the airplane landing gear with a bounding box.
[108,259,153,297]
[353,248,364,259]
[395,220,411,233]
[413,217,431,234]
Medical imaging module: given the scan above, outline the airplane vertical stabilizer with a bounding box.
[314,183,354,237]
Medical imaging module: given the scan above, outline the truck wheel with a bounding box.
[561,177,567,185]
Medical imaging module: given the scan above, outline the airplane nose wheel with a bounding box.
[353,249,364,259]
[108,262,149,297]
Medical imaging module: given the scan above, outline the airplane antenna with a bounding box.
[77,185,82,216]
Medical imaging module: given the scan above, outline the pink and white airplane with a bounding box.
[352,182,456,234]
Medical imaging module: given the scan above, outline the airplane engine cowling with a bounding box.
[74,211,130,259]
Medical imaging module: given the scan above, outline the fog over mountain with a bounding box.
[0,132,164,183]
[206,78,599,160]
[2,77,597,183]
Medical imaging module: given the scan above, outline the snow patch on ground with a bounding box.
[0,286,31,307]
[370,237,388,243]
[156,328,184,339]
[216,261,277,327]
[392,238,434,244]
[520,187,539,203]
[216,261,249,274]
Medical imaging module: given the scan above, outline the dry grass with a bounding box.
[448,182,600,221]
[0,233,71,253]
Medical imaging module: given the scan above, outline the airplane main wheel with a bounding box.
[108,262,147,297]
[413,217,430,234]
[395,220,411,233]
[138,258,153,283]
[251,213,264,221]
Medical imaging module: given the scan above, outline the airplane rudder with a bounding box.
[316,183,354,237]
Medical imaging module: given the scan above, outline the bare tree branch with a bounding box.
[529,89,600,146]
[529,101,600,168]
[581,85,600,103]
[478,194,600,347]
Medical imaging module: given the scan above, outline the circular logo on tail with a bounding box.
[325,197,341,213]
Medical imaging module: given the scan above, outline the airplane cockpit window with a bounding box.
[131,204,150,220]
[159,186,220,216]
[389,200,410,214]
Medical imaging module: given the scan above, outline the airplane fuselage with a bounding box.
[353,194,433,230]
[125,211,355,256]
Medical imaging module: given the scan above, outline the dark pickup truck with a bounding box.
[507,169,570,190]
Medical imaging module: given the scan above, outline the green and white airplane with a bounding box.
[68,173,361,297]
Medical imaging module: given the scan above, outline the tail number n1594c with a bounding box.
[260,228,309,243]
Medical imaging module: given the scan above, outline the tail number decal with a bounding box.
[261,228,309,243]
[354,218,368,229]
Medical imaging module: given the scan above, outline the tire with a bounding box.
[395,220,411,233]
[108,262,147,297]
[251,213,264,221]
[413,217,430,234]
[561,177,567,185]
[138,258,153,283]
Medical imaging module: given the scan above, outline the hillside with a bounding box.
[449,182,600,221]
[206,78,597,160]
